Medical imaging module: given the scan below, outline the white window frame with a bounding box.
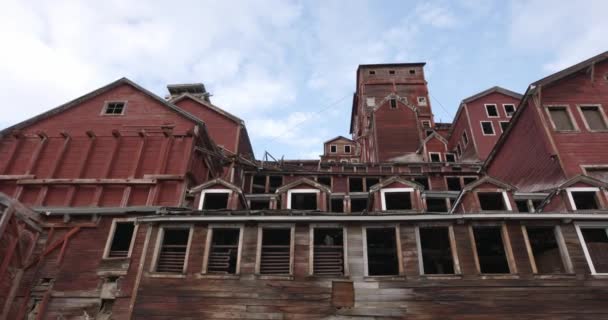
[521,225,573,274]
[101,100,128,116]
[499,121,510,133]
[421,120,431,128]
[566,187,601,211]
[255,224,296,277]
[309,224,349,276]
[462,131,469,146]
[102,218,139,259]
[445,153,456,163]
[503,104,516,118]
[362,224,403,277]
[390,98,398,109]
[480,121,495,136]
[344,145,351,154]
[544,105,579,132]
[484,104,499,118]
[417,96,428,106]
[202,224,245,275]
[576,104,608,132]
[575,222,608,275]
[198,189,232,210]
[429,152,442,163]
[415,225,461,275]
[330,145,337,153]
[380,188,415,211]
[150,224,194,274]
[287,189,320,210]
[476,190,513,211]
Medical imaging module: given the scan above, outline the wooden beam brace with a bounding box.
[49,135,71,178]
[156,136,173,174]
[25,226,81,270]
[35,285,52,320]
[0,207,14,238]
[77,135,96,178]
[25,136,48,175]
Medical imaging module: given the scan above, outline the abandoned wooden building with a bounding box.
[1,51,608,319]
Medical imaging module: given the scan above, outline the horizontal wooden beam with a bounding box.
[17,178,156,185]
[0,175,36,180]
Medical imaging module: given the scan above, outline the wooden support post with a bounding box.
[25,135,48,175]
[49,135,71,178]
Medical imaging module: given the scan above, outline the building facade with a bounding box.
[1,52,608,319]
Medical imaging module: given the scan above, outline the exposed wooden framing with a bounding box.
[254,223,296,277]
[156,135,174,174]
[362,224,403,276]
[49,135,71,178]
[101,218,139,259]
[201,224,244,276]
[34,284,52,320]
[25,135,48,174]
[77,134,96,178]
[127,224,152,320]
[0,137,21,174]
[17,178,156,185]
[25,227,81,270]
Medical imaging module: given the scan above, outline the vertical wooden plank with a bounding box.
[0,137,22,174]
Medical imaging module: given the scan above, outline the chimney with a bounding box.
[166,83,211,102]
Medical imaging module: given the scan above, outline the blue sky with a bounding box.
[1,0,606,159]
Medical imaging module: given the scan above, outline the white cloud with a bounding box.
[415,3,457,28]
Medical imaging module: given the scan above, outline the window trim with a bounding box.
[389,98,398,109]
[421,120,431,128]
[362,224,403,277]
[503,104,516,118]
[198,189,232,210]
[499,121,509,133]
[309,224,349,276]
[469,223,518,275]
[150,224,194,275]
[575,223,608,275]
[521,225,573,274]
[344,145,351,154]
[445,153,456,163]
[417,96,428,106]
[330,145,337,153]
[484,104,499,118]
[380,188,415,211]
[429,152,442,163]
[475,190,513,211]
[445,176,463,191]
[101,100,128,116]
[102,218,139,259]
[576,104,608,132]
[287,189,320,210]
[480,121,495,136]
[544,105,579,132]
[255,224,296,277]
[202,224,245,275]
[415,225,461,275]
[566,187,602,211]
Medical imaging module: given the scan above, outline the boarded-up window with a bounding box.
[580,106,607,130]
[478,192,507,211]
[260,228,291,275]
[485,104,498,117]
[313,228,344,276]
[426,198,448,212]
[446,177,462,191]
[481,121,495,135]
[207,228,240,274]
[290,192,317,210]
[570,191,599,210]
[526,227,565,274]
[548,107,575,131]
[202,192,230,210]
[156,228,190,273]
[108,222,135,258]
[366,228,399,275]
[420,227,454,274]
[473,227,510,274]
[580,228,608,273]
[383,191,412,210]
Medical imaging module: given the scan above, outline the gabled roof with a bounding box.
[532,50,608,87]
[422,131,448,146]
[0,77,207,137]
[324,135,354,144]
[170,92,244,125]
[189,178,244,194]
[368,176,425,192]
[557,174,608,190]
[461,86,523,104]
[462,175,516,192]
[275,177,331,194]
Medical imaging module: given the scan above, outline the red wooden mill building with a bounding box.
[2,52,608,319]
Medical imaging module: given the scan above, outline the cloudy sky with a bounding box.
[1,0,606,159]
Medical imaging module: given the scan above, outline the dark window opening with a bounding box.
[313,228,344,276]
[291,192,317,210]
[409,69,416,74]
[445,154,456,162]
[504,104,516,117]
[317,176,331,187]
[463,177,477,186]
[349,178,364,192]
[268,176,283,193]
[473,227,510,274]
[580,228,608,273]
[548,107,575,131]
[516,200,530,213]
[252,175,266,194]
[413,177,429,190]
[581,106,607,130]
[527,227,565,274]
[344,145,351,153]
[500,122,509,132]
[571,191,599,210]
[384,192,412,210]
[422,121,431,128]
[108,222,135,258]
[531,200,543,211]
[366,177,380,190]
[260,228,291,275]
[456,144,462,156]
[366,228,399,276]
[208,228,240,274]
[426,198,448,212]
[331,198,344,213]
[420,227,454,274]
[202,192,229,210]
[430,153,441,162]
[390,99,397,109]
[425,129,434,137]
[481,121,495,135]
[486,104,498,117]
[478,192,507,211]
[369,70,376,75]
[250,199,270,210]
[104,102,125,115]
[330,145,337,153]
[156,228,189,273]
[389,70,395,74]
[446,177,462,191]
[351,198,368,212]
[462,132,469,145]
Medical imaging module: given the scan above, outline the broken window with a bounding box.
[446,177,462,191]
[456,144,462,156]
[260,228,291,275]
[570,190,600,210]
[383,191,412,210]
[344,145,351,153]
[429,153,441,162]
[485,104,499,117]
[526,227,565,274]
[104,102,125,115]
[317,176,331,187]
[478,192,507,211]
[202,192,230,210]
[481,121,495,135]
[313,228,344,276]
[250,199,270,210]
[579,228,608,273]
[366,228,399,276]
[268,176,283,193]
[500,121,509,132]
[413,177,429,190]
[252,175,266,194]
[290,192,317,210]
[390,98,397,109]
[156,228,190,273]
[504,104,516,117]
[445,153,456,162]
[419,227,455,274]
[462,131,469,145]
[330,145,337,153]
[349,177,364,192]
[350,198,368,212]
[207,228,240,274]
[107,222,135,258]
[331,198,344,213]
[473,227,510,274]
[580,106,607,130]
[426,198,448,212]
[548,106,575,131]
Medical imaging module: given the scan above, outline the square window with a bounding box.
[478,192,507,211]
[390,99,397,109]
[104,102,125,115]
[331,198,344,212]
[202,192,230,210]
[383,191,412,210]
[344,145,351,153]
[429,153,441,162]
[570,191,599,210]
[525,227,565,274]
[313,228,344,276]
[369,70,376,75]
[462,131,469,145]
[473,227,510,274]
[330,145,337,153]
[260,228,291,275]
[366,228,399,276]
[500,121,509,132]
[446,177,462,191]
[504,104,516,117]
[290,192,317,210]
[516,200,530,213]
[351,198,368,212]
[409,69,416,74]
[389,70,395,74]
[580,106,607,130]
[422,120,431,128]
[481,121,495,135]
[548,106,575,131]
[349,178,364,192]
[107,222,135,258]
[207,228,240,274]
[419,227,455,274]
[418,97,427,106]
[252,175,266,194]
[485,104,499,117]
[445,153,456,163]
